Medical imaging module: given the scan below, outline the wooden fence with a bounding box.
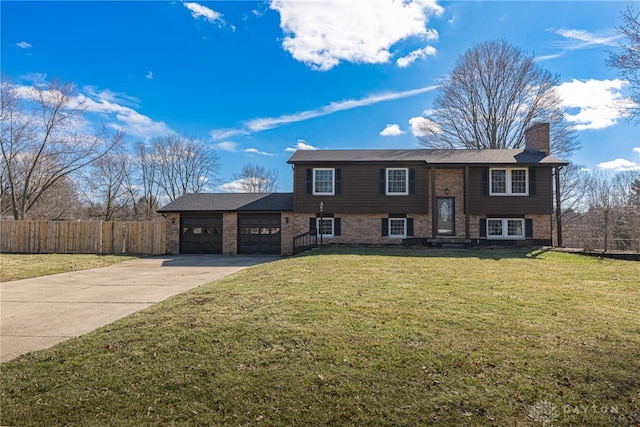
[0,220,167,255]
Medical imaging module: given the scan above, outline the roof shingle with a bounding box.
[158,193,293,213]
[287,148,567,165]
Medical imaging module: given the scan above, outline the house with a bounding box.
[158,123,567,255]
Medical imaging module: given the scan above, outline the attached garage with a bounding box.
[158,193,293,255]
[180,214,223,254]
[238,213,281,254]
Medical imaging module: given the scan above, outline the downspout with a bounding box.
[555,165,563,247]
[431,166,437,239]
[464,166,470,239]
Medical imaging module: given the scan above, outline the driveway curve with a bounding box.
[0,255,277,363]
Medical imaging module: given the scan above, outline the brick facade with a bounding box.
[433,168,466,238]
[222,212,238,255]
[165,213,180,255]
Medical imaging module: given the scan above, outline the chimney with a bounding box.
[524,122,550,155]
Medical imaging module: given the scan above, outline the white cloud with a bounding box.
[553,29,619,48]
[21,72,47,83]
[270,0,443,71]
[246,85,437,132]
[214,141,238,151]
[556,79,633,130]
[380,124,404,136]
[146,71,153,80]
[77,90,171,139]
[633,147,640,154]
[209,128,247,141]
[409,116,440,136]
[83,86,139,107]
[11,82,171,140]
[538,28,620,62]
[285,140,317,152]
[17,41,32,49]
[597,158,640,172]
[183,2,223,23]
[396,45,436,68]
[217,179,246,193]
[245,148,274,156]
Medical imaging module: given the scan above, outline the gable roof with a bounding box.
[287,148,567,166]
[158,193,293,213]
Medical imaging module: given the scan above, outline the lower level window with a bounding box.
[389,218,407,238]
[316,218,334,237]
[487,218,525,239]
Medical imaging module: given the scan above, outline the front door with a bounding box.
[436,197,455,236]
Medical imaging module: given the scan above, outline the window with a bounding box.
[386,168,408,195]
[486,218,525,239]
[313,168,335,195]
[388,218,407,238]
[382,217,413,238]
[489,168,528,195]
[316,218,335,238]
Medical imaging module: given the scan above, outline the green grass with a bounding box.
[0,254,136,282]
[1,248,639,426]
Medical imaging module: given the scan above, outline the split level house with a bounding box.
[158,123,568,256]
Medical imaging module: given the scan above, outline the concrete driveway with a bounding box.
[0,255,277,363]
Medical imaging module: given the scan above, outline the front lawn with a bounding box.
[1,248,638,426]
[0,254,136,282]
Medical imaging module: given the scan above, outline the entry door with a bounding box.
[436,197,455,236]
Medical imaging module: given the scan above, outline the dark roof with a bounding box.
[287,148,567,166]
[158,193,293,213]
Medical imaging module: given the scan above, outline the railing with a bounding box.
[293,229,317,254]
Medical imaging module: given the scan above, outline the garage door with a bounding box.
[238,214,281,254]
[180,214,223,254]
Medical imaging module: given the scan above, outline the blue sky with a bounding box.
[3,0,639,192]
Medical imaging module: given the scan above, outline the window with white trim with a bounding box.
[490,168,528,195]
[313,168,335,195]
[386,168,408,195]
[316,218,334,237]
[388,218,407,238]
[487,218,525,239]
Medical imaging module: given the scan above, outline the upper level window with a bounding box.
[490,168,528,196]
[387,168,408,195]
[313,168,335,195]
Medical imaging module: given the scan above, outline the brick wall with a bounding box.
[280,214,295,255]
[434,168,466,238]
[468,213,552,241]
[287,212,431,253]
[165,212,180,254]
[222,212,237,255]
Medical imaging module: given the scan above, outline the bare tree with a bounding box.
[130,141,160,220]
[558,163,590,225]
[607,6,640,123]
[418,40,579,159]
[0,77,123,219]
[148,134,219,202]
[26,175,82,220]
[234,163,279,193]
[77,150,134,221]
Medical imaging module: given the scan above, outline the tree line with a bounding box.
[0,78,278,221]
